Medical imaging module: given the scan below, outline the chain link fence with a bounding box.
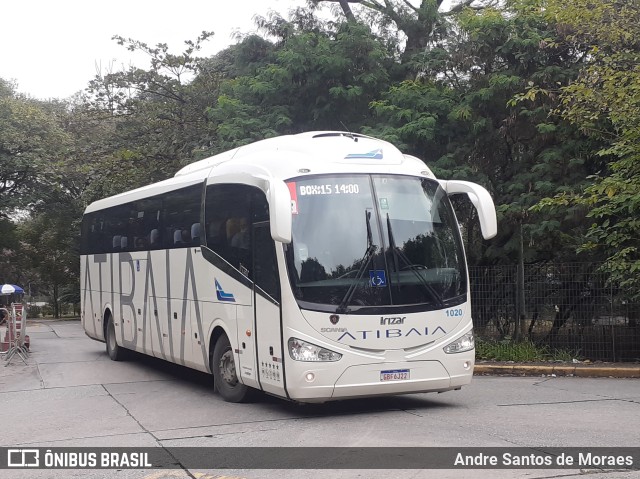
[469,263,640,362]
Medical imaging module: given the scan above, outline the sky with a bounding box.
[1,0,308,100]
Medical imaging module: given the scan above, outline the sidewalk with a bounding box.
[474,361,640,378]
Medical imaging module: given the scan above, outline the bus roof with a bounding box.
[84,131,434,214]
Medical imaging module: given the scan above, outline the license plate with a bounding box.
[380,369,410,382]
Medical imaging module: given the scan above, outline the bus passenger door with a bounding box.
[203,183,284,396]
[253,223,285,397]
[236,301,259,388]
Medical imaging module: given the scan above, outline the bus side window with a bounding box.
[206,220,225,250]
[149,229,161,248]
[205,184,253,273]
[191,223,201,246]
[253,222,280,302]
[162,184,201,249]
[227,217,249,250]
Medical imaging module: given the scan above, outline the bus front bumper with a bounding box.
[286,356,475,403]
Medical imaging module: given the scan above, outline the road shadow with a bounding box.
[119,349,459,417]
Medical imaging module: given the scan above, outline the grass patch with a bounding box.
[476,339,581,362]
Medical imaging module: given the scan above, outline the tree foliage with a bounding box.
[369,0,595,265]
[2,0,639,307]
[314,0,494,65]
[0,82,71,214]
[206,16,393,149]
[536,0,640,295]
[16,204,81,317]
[86,31,220,178]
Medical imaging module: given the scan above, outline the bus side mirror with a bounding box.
[268,179,292,244]
[440,180,497,240]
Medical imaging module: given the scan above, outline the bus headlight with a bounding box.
[443,330,474,354]
[288,338,342,362]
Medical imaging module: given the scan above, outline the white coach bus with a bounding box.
[80,131,496,403]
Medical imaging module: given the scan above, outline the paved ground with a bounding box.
[1,319,639,479]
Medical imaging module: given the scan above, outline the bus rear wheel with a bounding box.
[211,334,254,403]
[106,314,126,361]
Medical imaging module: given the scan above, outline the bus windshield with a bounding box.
[285,174,467,313]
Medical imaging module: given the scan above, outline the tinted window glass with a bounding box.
[253,222,279,302]
[205,183,278,299]
[80,183,203,254]
[285,174,466,313]
[80,213,96,255]
[134,197,162,250]
[163,185,202,249]
[205,184,253,274]
[103,204,129,253]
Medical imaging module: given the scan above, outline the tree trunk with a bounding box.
[53,284,60,319]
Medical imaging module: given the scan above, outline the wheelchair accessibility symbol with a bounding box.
[369,270,387,287]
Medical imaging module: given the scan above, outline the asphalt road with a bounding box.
[1,319,638,479]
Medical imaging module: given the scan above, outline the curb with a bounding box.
[474,363,640,378]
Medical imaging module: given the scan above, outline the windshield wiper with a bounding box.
[386,213,444,308]
[336,209,377,314]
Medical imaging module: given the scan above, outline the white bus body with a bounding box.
[80,132,496,403]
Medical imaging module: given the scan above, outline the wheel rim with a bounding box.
[218,348,238,386]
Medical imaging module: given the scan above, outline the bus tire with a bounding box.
[106,314,126,361]
[211,334,253,403]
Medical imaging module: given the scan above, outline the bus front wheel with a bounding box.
[211,334,253,403]
[106,314,126,361]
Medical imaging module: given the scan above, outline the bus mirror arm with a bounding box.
[440,180,497,240]
[269,179,293,244]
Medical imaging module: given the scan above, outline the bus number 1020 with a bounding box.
[446,309,463,317]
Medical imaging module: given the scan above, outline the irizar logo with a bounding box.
[215,279,235,302]
[337,326,447,341]
[380,316,405,325]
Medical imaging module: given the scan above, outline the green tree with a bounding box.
[0,217,19,283]
[536,0,640,295]
[368,0,594,266]
[314,0,488,64]
[17,203,81,318]
[0,79,71,214]
[207,15,393,149]
[85,32,220,186]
